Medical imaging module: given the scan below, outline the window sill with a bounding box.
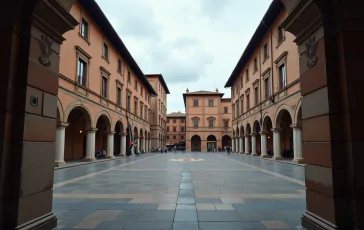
[102,56,110,64]
[276,37,286,48]
[262,56,269,64]
[78,33,91,45]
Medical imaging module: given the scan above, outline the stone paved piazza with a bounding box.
[53,153,306,230]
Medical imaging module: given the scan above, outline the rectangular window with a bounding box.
[173,119,176,123]
[246,94,250,110]
[127,71,131,83]
[173,127,176,132]
[118,59,122,73]
[279,64,287,89]
[236,103,239,117]
[117,87,122,106]
[208,100,214,107]
[167,127,169,132]
[224,121,229,128]
[181,119,185,123]
[81,18,89,39]
[246,69,249,82]
[167,136,169,139]
[235,84,238,94]
[240,76,243,89]
[173,136,176,139]
[224,107,228,113]
[181,135,184,139]
[127,94,131,111]
[77,59,87,86]
[141,87,143,96]
[134,100,138,116]
[193,100,198,106]
[101,76,108,98]
[102,43,109,60]
[254,57,258,71]
[167,118,169,123]
[134,79,138,90]
[265,77,270,99]
[193,119,198,127]
[254,87,258,106]
[209,119,214,128]
[140,103,143,119]
[181,127,185,132]
[263,43,269,60]
[145,107,147,120]
[241,99,244,115]
[277,25,285,43]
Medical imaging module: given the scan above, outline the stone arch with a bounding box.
[57,97,65,122]
[113,118,126,134]
[222,135,232,147]
[139,128,144,138]
[233,129,236,138]
[144,130,147,138]
[191,135,201,151]
[64,100,93,128]
[114,120,125,135]
[294,99,302,125]
[133,126,139,138]
[253,120,261,134]
[246,123,252,134]
[262,113,274,132]
[274,104,294,128]
[94,110,113,131]
[240,124,245,136]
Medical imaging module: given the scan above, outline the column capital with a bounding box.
[107,131,116,135]
[244,134,250,137]
[259,131,269,135]
[271,128,282,133]
[290,124,302,130]
[86,128,98,133]
[57,122,69,128]
[120,133,126,136]
[251,133,257,136]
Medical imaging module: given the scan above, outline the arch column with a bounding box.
[235,137,239,153]
[271,128,282,160]
[239,136,244,154]
[251,133,258,156]
[231,138,235,152]
[85,128,97,161]
[259,132,269,158]
[54,123,69,167]
[291,125,304,164]
[106,132,115,159]
[120,134,126,156]
[244,134,250,155]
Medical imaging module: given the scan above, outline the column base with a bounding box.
[272,155,283,160]
[302,211,338,230]
[245,153,251,155]
[252,153,259,156]
[239,151,244,154]
[16,212,57,230]
[260,154,270,158]
[292,158,305,164]
[120,153,126,157]
[105,155,115,159]
[84,157,97,162]
[54,161,66,167]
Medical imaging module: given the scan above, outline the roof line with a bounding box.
[77,0,157,96]
[145,74,170,94]
[224,0,284,87]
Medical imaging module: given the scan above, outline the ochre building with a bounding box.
[183,89,232,152]
[166,112,186,147]
[224,0,303,163]
[146,74,170,149]
[55,0,160,166]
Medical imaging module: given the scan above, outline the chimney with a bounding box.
[216,88,219,92]
[186,88,189,93]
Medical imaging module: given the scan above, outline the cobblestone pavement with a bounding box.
[53,152,306,230]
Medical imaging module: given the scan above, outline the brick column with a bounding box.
[282,0,364,228]
[0,1,77,229]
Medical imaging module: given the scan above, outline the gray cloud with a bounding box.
[96,0,272,112]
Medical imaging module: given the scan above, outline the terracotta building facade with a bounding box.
[183,89,232,152]
[55,0,158,166]
[225,0,304,164]
[146,74,170,149]
[166,112,186,147]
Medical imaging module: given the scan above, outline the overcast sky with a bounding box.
[96,0,272,113]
